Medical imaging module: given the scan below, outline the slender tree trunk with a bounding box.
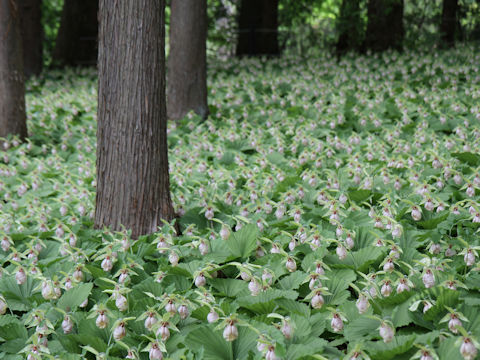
[236,0,279,56]
[167,0,208,120]
[440,0,459,46]
[336,0,362,55]
[96,0,176,239]
[52,0,98,67]
[0,0,27,140]
[20,0,43,77]
[364,0,404,52]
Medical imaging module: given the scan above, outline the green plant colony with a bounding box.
[0,47,479,360]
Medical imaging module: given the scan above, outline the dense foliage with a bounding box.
[1,47,480,359]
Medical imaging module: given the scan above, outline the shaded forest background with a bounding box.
[38,0,480,70]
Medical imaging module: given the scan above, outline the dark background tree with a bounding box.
[336,0,363,55]
[167,0,208,120]
[237,0,279,56]
[440,0,459,46]
[52,0,98,67]
[20,0,43,77]
[0,0,27,140]
[96,0,176,238]
[364,0,404,52]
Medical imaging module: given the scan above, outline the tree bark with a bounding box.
[336,0,362,55]
[0,0,27,140]
[52,0,98,67]
[440,0,459,46]
[20,0,42,77]
[167,0,208,120]
[236,0,279,56]
[96,0,176,239]
[364,0,404,52]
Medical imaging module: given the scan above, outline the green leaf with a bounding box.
[57,283,93,311]
[209,278,249,297]
[348,189,372,203]
[452,152,480,166]
[366,334,416,360]
[185,325,233,360]
[226,224,258,259]
[344,317,379,341]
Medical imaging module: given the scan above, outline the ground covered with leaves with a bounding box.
[0,46,480,360]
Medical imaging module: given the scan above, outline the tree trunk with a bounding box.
[20,0,43,77]
[236,0,279,56]
[336,0,362,55]
[0,0,27,140]
[52,0,98,67]
[96,0,176,239]
[167,0,208,120]
[364,0,404,52]
[440,0,459,46]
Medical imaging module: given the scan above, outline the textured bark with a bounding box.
[96,0,176,239]
[20,0,42,77]
[0,0,27,140]
[336,0,362,55]
[440,0,459,46]
[167,0,208,120]
[236,0,279,56]
[364,0,404,52]
[52,0,98,67]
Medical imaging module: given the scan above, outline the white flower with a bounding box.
[356,295,370,314]
[464,250,476,266]
[145,314,157,330]
[411,207,422,221]
[223,323,238,341]
[15,268,26,285]
[286,258,297,272]
[113,322,126,340]
[379,323,394,343]
[168,252,179,266]
[178,305,189,320]
[448,315,462,333]
[157,323,170,341]
[96,312,108,329]
[331,314,344,332]
[195,273,206,287]
[460,337,478,360]
[422,269,435,288]
[311,292,324,309]
[115,294,128,311]
[101,256,113,272]
[149,343,163,360]
[248,279,261,296]
[62,316,73,334]
[207,310,219,323]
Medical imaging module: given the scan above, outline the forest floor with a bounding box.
[0,46,479,359]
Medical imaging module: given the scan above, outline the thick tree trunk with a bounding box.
[364,0,404,52]
[96,0,176,239]
[0,0,27,140]
[440,0,459,46]
[236,0,279,56]
[336,0,362,55]
[52,0,98,67]
[167,0,208,120]
[20,0,42,77]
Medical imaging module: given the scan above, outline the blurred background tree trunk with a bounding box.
[236,0,279,56]
[336,0,363,55]
[20,0,43,77]
[0,0,27,140]
[167,0,208,120]
[364,0,404,52]
[440,0,459,46]
[52,0,98,67]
